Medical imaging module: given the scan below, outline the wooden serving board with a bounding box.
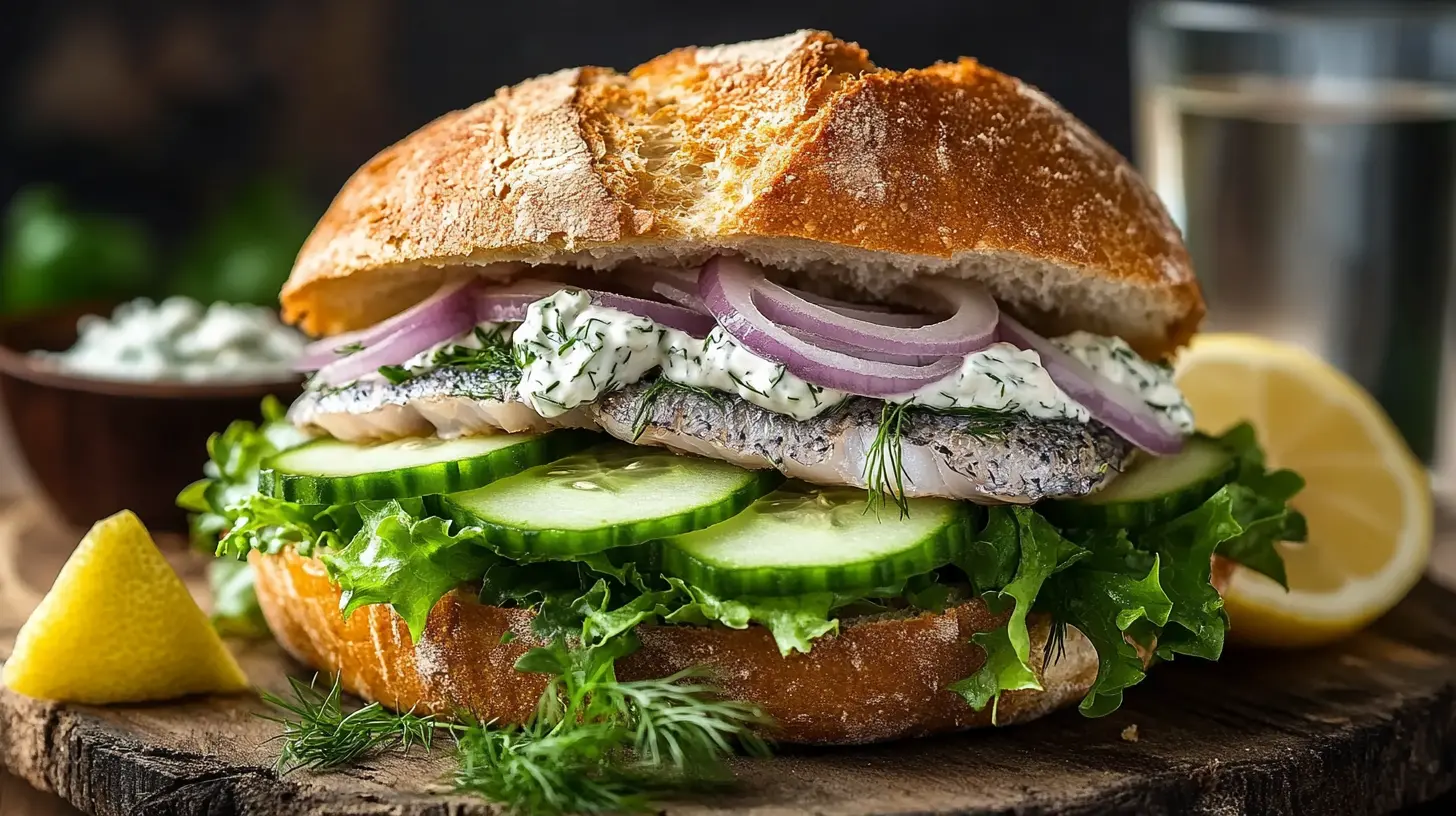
[1,498,1455,815]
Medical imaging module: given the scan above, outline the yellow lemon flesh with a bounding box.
[1176,334,1432,647]
[3,510,249,703]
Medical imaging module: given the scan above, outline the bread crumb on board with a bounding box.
[1121,724,1140,743]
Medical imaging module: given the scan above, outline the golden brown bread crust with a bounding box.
[250,549,1101,744]
[282,31,1201,359]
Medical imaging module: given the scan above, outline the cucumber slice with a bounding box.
[660,483,972,596]
[1041,436,1237,530]
[439,444,781,558]
[258,430,595,504]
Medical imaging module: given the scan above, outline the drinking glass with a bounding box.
[1133,0,1456,468]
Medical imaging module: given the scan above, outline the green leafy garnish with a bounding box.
[371,325,519,386]
[950,423,1307,718]
[664,583,840,656]
[324,500,497,642]
[949,507,1085,718]
[177,396,319,635]
[377,364,411,384]
[261,638,771,814]
[455,639,771,814]
[207,558,270,638]
[260,674,446,771]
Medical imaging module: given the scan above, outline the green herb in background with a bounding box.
[0,186,154,312]
[170,177,315,306]
[1,176,315,314]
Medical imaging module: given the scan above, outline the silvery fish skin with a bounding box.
[289,367,596,440]
[290,373,1131,503]
[592,382,1132,504]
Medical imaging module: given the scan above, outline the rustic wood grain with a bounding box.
[0,500,1454,815]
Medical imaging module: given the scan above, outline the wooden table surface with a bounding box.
[1,494,1456,815]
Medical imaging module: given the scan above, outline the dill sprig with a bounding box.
[260,638,771,814]
[864,401,913,517]
[456,641,770,814]
[863,401,1019,517]
[258,675,454,771]
[376,325,520,385]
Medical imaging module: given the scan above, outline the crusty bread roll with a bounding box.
[251,552,1234,743]
[250,549,1100,744]
[281,30,1201,359]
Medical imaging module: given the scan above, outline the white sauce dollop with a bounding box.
[1055,331,1195,433]
[41,296,306,383]
[423,288,1196,430]
[888,342,1089,421]
[513,290,661,417]
[660,327,846,421]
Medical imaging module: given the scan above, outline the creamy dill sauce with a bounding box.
[889,343,1089,421]
[41,296,305,382]
[400,323,511,370]
[513,290,661,418]
[1055,332,1195,433]
[373,287,1193,429]
[660,328,846,421]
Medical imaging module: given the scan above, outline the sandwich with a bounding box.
[185,30,1304,758]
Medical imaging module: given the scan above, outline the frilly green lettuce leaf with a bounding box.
[953,423,1305,718]
[323,500,496,642]
[664,582,840,657]
[179,397,322,636]
[951,507,1087,713]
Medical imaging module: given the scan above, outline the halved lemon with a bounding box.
[1175,334,1432,647]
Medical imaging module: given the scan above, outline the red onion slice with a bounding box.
[997,314,1185,455]
[598,261,709,315]
[715,257,996,355]
[700,257,963,396]
[592,291,717,335]
[294,278,477,372]
[651,280,708,314]
[314,284,479,386]
[781,326,942,366]
[784,286,934,328]
[296,327,377,370]
[474,279,579,323]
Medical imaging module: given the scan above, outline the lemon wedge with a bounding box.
[3,510,249,703]
[1176,334,1432,647]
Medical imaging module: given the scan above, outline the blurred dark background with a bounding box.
[0,0,1135,311]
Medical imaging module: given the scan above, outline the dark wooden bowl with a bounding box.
[0,303,301,535]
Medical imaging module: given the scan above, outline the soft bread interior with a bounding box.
[295,239,1191,361]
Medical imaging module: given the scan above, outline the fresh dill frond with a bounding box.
[454,721,649,815]
[863,401,912,518]
[615,667,773,771]
[433,340,518,378]
[454,641,772,814]
[258,675,455,771]
[261,639,772,815]
[863,402,1019,516]
[631,379,673,441]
